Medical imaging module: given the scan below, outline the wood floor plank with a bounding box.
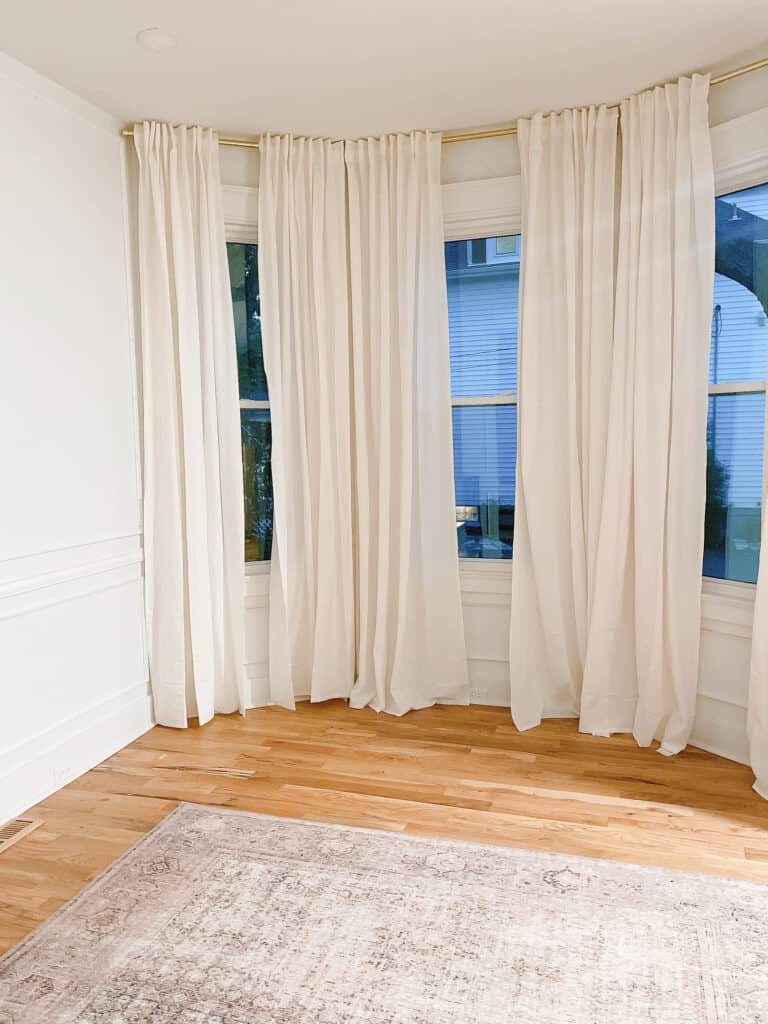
[1,703,767,954]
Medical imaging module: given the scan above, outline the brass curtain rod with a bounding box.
[120,54,768,150]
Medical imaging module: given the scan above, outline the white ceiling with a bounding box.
[2,0,767,138]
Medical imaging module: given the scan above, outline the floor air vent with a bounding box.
[0,817,42,854]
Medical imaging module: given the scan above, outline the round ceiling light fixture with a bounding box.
[136,27,178,52]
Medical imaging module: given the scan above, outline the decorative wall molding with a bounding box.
[223,184,258,240]
[715,149,768,196]
[0,682,153,824]
[711,105,768,195]
[700,578,755,640]
[0,535,143,622]
[442,176,521,241]
[690,693,750,766]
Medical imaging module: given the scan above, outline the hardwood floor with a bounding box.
[2,702,768,955]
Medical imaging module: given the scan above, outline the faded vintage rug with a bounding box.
[1,803,766,1023]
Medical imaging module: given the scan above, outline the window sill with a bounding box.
[241,562,757,637]
[244,560,757,589]
[245,560,270,575]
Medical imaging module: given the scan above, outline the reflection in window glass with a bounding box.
[704,393,764,584]
[228,242,267,401]
[452,405,517,560]
[712,184,768,384]
[445,237,520,397]
[706,182,768,582]
[446,236,520,560]
[241,409,273,562]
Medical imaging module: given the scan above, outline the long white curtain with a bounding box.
[509,106,619,729]
[511,76,715,754]
[135,122,246,727]
[749,433,768,797]
[257,135,355,708]
[344,133,468,714]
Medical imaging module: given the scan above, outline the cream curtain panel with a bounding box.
[257,130,468,714]
[257,135,355,708]
[346,133,469,714]
[509,105,619,729]
[511,75,715,753]
[749,432,768,797]
[134,122,246,727]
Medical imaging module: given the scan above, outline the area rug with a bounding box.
[1,803,766,1023]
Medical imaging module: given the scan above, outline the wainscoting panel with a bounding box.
[0,546,150,822]
[244,569,271,706]
[1,52,150,823]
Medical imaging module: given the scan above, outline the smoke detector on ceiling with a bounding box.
[136,27,178,52]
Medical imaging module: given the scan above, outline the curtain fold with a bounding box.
[581,75,714,752]
[257,134,355,707]
[749,418,768,798]
[510,75,715,753]
[344,132,469,714]
[509,106,619,729]
[134,122,246,728]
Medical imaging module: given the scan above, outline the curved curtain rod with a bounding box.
[120,53,768,150]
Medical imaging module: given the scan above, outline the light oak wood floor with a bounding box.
[2,702,768,954]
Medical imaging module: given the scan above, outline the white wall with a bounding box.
[222,96,768,769]
[0,52,150,822]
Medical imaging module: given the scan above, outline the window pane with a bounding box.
[711,183,768,384]
[704,392,764,583]
[227,242,268,401]
[445,235,520,397]
[452,405,516,559]
[241,409,273,562]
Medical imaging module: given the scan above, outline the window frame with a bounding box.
[703,177,768,587]
[447,232,520,562]
[227,227,272,577]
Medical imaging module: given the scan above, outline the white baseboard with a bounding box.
[0,682,154,823]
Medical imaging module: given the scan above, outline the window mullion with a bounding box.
[452,393,517,407]
[708,381,766,396]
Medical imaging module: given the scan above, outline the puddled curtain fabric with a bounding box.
[346,134,468,714]
[134,122,246,727]
[257,136,355,708]
[258,131,468,714]
[510,75,715,754]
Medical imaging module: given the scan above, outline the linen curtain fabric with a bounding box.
[581,75,714,752]
[257,131,467,713]
[134,122,246,727]
[509,106,619,730]
[511,76,715,754]
[257,135,355,708]
[345,132,469,714]
[748,428,768,798]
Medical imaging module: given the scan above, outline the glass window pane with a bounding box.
[452,405,516,559]
[711,182,768,384]
[227,242,268,401]
[445,235,520,397]
[241,408,273,562]
[704,392,764,583]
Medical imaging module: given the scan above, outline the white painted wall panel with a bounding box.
[0,52,150,821]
